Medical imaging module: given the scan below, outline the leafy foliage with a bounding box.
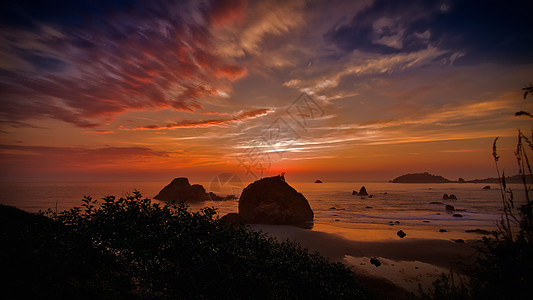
[2,192,371,299]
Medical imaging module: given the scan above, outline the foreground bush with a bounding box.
[466,86,533,299]
[1,192,371,299]
[421,85,533,300]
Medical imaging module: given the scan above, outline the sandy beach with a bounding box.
[251,222,480,297]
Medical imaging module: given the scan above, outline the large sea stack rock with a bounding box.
[239,176,314,225]
[154,178,216,202]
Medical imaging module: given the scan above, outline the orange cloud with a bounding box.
[123,108,273,130]
[84,130,113,134]
[215,65,248,81]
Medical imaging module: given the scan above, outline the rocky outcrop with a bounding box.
[154,178,226,202]
[370,257,381,267]
[465,229,491,235]
[465,174,532,184]
[238,176,313,225]
[314,180,323,183]
[443,194,457,200]
[358,186,368,196]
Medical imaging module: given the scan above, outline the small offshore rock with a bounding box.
[397,230,406,238]
[453,213,463,218]
[483,185,491,190]
[314,179,323,183]
[439,229,447,232]
[358,186,369,196]
[465,229,491,234]
[370,257,382,267]
[449,194,457,200]
[445,205,455,212]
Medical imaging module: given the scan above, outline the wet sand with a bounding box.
[250,223,480,297]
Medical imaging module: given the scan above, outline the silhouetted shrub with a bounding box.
[2,192,371,299]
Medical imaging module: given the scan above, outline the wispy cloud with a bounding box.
[357,98,517,130]
[84,130,113,134]
[0,144,171,165]
[122,108,273,130]
[0,1,249,128]
[214,0,307,58]
[284,47,446,95]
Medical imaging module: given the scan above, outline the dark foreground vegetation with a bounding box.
[421,84,533,299]
[0,192,371,299]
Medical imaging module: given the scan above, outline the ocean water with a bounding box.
[0,180,524,241]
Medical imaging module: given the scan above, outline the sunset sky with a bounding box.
[1,0,532,182]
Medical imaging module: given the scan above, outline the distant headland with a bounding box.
[390,172,451,183]
[390,172,531,183]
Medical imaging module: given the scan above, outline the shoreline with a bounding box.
[251,223,480,296]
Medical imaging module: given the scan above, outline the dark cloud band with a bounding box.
[325,0,533,65]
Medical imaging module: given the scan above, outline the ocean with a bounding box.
[0,179,523,242]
